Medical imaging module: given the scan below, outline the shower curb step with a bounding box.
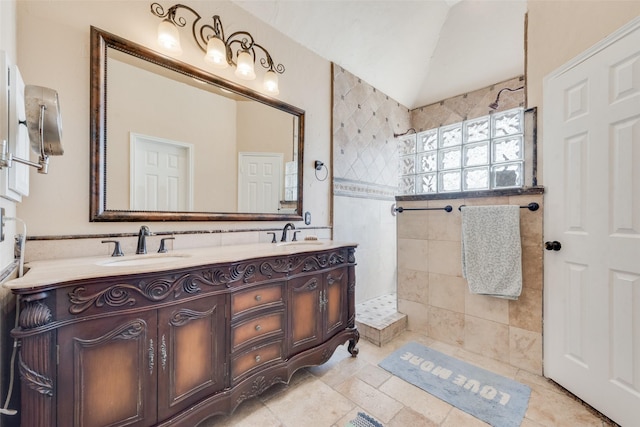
[356,312,407,347]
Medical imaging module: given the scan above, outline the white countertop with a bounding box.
[4,241,357,291]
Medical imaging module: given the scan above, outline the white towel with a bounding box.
[461,205,522,300]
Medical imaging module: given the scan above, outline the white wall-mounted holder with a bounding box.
[0,50,29,202]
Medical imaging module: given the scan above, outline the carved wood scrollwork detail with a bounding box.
[19,353,53,397]
[19,300,52,329]
[347,248,356,264]
[75,320,146,347]
[68,271,217,314]
[212,263,256,287]
[321,348,332,363]
[259,256,302,278]
[291,277,318,293]
[348,281,356,294]
[260,251,346,278]
[302,252,346,272]
[170,306,216,326]
[236,375,284,406]
[327,272,345,285]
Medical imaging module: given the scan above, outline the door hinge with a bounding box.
[56,345,59,365]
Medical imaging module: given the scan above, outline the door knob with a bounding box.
[545,241,562,251]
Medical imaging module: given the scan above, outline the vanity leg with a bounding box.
[347,329,360,357]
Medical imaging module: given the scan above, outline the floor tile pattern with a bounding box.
[198,331,616,427]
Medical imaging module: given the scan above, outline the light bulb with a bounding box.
[263,70,279,95]
[157,19,182,54]
[204,36,228,69]
[235,50,256,80]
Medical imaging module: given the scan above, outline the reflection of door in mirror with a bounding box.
[238,152,282,213]
[130,133,194,211]
[105,47,296,214]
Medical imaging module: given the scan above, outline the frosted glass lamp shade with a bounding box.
[204,37,228,68]
[263,70,279,95]
[157,19,182,54]
[235,51,256,80]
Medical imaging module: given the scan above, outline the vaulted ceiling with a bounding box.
[232,0,527,109]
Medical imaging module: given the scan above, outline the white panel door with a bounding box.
[238,152,282,213]
[131,134,193,211]
[543,18,640,426]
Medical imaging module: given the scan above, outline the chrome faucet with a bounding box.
[280,223,295,242]
[136,225,151,254]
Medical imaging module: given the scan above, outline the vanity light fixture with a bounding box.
[488,86,524,110]
[150,2,285,95]
[157,17,182,54]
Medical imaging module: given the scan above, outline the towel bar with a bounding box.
[393,204,453,214]
[458,202,539,212]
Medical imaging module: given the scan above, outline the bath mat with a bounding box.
[379,342,530,427]
[345,412,384,427]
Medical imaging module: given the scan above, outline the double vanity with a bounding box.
[5,241,359,427]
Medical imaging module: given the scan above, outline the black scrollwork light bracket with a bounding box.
[150,2,285,75]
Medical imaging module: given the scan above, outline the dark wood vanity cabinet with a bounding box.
[56,294,227,427]
[289,268,348,355]
[10,245,358,427]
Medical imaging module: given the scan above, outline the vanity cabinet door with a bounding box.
[324,268,348,338]
[156,295,227,421]
[57,312,158,427]
[288,273,323,354]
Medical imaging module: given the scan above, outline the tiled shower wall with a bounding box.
[397,77,544,375]
[397,195,543,375]
[332,65,410,303]
[411,76,525,129]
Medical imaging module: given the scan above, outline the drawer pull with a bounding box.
[255,355,261,363]
[255,294,262,301]
[255,324,262,331]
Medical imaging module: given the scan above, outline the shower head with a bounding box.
[489,86,524,110]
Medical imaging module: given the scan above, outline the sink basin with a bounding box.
[98,254,190,267]
[276,240,325,247]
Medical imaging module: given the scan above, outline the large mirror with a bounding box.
[90,26,305,221]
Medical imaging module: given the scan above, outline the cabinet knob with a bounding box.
[255,355,261,363]
[255,324,262,331]
[255,294,262,301]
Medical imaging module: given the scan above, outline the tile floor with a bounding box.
[198,331,615,427]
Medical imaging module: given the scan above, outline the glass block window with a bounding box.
[397,107,525,194]
[417,129,438,152]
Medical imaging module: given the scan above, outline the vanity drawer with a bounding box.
[231,312,284,351]
[231,341,283,383]
[231,283,284,317]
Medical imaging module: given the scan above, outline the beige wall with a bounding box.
[527,0,640,179]
[15,0,331,241]
[236,101,294,162]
